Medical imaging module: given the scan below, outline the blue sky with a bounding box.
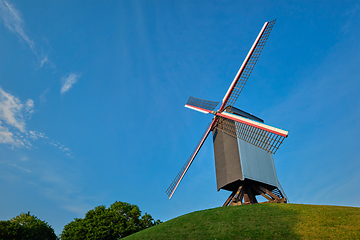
[1,0,360,235]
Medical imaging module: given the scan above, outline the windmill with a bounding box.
[166,19,288,206]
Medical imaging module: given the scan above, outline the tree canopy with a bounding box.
[0,212,58,240]
[61,201,161,239]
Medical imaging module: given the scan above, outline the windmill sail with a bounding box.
[216,111,288,137]
[186,96,219,112]
[220,19,276,111]
[216,116,287,154]
[166,119,216,199]
[166,20,287,201]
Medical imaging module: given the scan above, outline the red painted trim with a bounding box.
[185,104,213,114]
[216,112,288,138]
[219,22,269,112]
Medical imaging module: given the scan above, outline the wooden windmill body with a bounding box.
[213,106,286,205]
[166,20,288,205]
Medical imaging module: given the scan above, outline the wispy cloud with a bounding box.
[1,157,90,217]
[29,130,48,140]
[25,99,34,116]
[0,86,34,147]
[49,140,73,157]
[39,55,49,68]
[0,86,72,156]
[0,87,27,132]
[38,167,93,215]
[61,73,80,95]
[0,123,21,145]
[39,88,50,103]
[7,162,31,173]
[0,0,51,69]
[0,0,34,49]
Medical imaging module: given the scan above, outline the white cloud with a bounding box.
[29,130,47,140]
[61,73,80,95]
[50,140,73,157]
[49,140,59,147]
[0,123,16,144]
[0,0,34,49]
[0,87,26,132]
[25,99,34,116]
[0,0,51,69]
[0,123,27,146]
[0,86,72,156]
[39,88,50,103]
[39,55,49,69]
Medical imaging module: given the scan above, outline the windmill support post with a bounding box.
[223,181,287,206]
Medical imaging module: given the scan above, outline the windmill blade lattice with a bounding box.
[166,121,214,198]
[224,19,276,109]
[216,117,286,154]
[186,96,219,111]
[166,20,288,201]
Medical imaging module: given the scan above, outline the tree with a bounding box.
[0,211,58,240]
[61,201,161,240]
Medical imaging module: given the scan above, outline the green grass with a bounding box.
[124,204,360,240]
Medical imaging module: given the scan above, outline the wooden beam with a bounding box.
[243,194,250,204]
[257,185,280,200]
[238,187,245,203]
[230,186,245,205]
[232,186,243,201]
[252,185,273,201]
[247,189,258,204]
[223,190,236,207]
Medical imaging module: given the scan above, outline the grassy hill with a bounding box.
[124,204,360,239]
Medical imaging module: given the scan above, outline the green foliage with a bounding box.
[124,204,360,240]
[61,201,161,240]
[0,211,58,240]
